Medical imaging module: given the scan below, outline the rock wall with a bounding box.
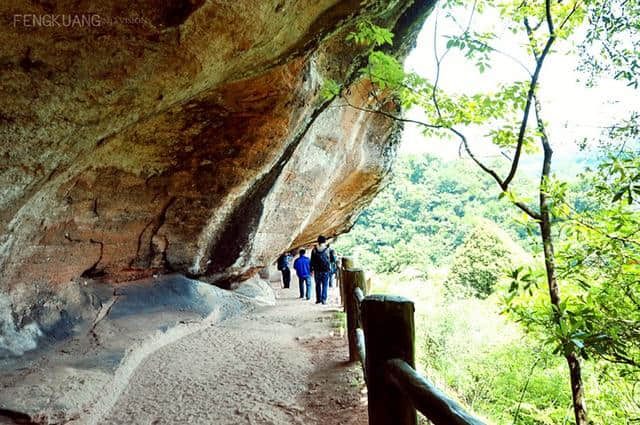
[0,0,434,351]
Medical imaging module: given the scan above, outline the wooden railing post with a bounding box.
[340,256,354,311]
[343,266,366,362]
[361,295,417,425]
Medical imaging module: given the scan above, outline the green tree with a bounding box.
[446,220,512,298]
[326,1,640,423]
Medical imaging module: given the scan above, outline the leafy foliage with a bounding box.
[320,78,341,100]
[579,0,640,88]
[346,19,394,47]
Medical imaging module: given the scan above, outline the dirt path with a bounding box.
[99,282,367,425]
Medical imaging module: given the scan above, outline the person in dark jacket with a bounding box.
[277,252,292,289]
[293,249,312,300]
[310,235,332,304]
[327,243,337,287]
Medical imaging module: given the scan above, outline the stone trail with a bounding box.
[99,282,365,425]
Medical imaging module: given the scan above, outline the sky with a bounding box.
[398,3,639,176]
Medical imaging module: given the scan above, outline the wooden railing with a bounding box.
[338,257,486,425]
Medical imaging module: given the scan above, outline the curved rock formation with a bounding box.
[0,0,433,354]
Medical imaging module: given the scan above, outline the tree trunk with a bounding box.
[539,213,588,424]
[567,352,588,424]
[538,137,588,425]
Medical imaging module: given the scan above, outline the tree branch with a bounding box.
[432,0,478,118]
[332,99,443,130]
[544,0,555,36]
[567,212,640,247]
[559,0,583,30]
[504,1,557,188]
[332,99,544,219]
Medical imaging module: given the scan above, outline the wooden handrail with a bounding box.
[355,328,367,381]
[354,286,365,304]
[385,359,486,425]
[342,259,484,425]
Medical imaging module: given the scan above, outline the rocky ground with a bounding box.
[98,281,368,425]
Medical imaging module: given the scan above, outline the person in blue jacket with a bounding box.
[293,249,312,300]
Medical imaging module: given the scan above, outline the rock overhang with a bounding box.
[0,0,436,355]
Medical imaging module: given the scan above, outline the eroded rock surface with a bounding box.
[0,274,273,425]
[0,0,433,355]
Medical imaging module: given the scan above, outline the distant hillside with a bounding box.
[334,153,537,273]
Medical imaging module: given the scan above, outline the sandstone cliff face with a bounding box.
[0,0,433,354]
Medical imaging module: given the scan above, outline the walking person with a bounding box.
[310,235,332,304]
[293,249,312,300]
[327,243,338,288]
[277,251,292,289]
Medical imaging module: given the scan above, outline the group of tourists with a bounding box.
[276,235,338,305]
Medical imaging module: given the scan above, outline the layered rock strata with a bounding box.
[0,0,434,355]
